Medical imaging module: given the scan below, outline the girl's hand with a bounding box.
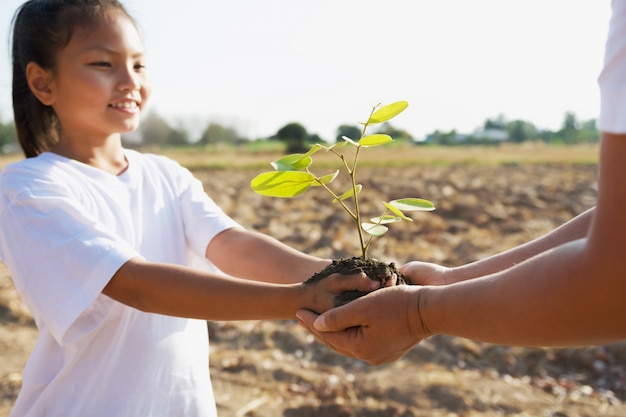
[301,272,381,314]
[399,261,452,286]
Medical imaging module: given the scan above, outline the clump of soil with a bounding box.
[304,257,406,306]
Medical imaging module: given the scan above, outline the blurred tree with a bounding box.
[138,111,192,147]
[167,127,189,147]
[276,122,309,153]
[562,112,580,131]
[578,119,600,143]
[425,111,599,146]
[507,120,537,143]
[336,124,362,143]
[376,122,414,141]
[0,119,17,152]
[428,129,460,146]
[308,133,324,145]
[558,112,580,143]
[484,114,507,130]
[140,110,171,146]
[199,123,240,146]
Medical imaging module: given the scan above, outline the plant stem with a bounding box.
[312,176,357,219]
[352,112,375,260]
[351,145,367,259]
[325,141,368,258]
[363,207,391,255]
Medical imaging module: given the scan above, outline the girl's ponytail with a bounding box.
[11,2,61,158]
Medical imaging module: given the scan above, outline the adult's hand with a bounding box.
[400,261,451,285]
[297,285,428,365]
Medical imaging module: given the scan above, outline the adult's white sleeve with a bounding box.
[598,0,626,134]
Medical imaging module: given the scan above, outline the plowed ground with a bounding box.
[3,145,624,417]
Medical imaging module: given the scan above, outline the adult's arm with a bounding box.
[402,207,594,285]
[420,133,626,346]
[299,133,626,364]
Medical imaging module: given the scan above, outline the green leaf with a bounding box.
[328,141,348,151]
[312,170,339,186]
[361,223,389,236]
[383,202,413,221]
[271,154,312,171]
[371,215,401,224]
[367,101,409,124]
[251,171,316,198]
[301,144,323,158]
[359,134,393,147]
[332,184,362,202]
[389,198,436,212]
[341,136,359,146]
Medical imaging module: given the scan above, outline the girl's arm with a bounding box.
[401,207,594,285]
[103,257,378,321]
[206,228,330,284]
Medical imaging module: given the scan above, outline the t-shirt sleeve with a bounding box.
[598,0,626,134]
[175,163,242,258]
[0,178,141,345]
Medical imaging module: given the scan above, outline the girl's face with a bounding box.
[47,8,151,142]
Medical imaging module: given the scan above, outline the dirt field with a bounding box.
[3,144,626,416]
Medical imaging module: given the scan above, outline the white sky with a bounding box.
[0,0,612,141]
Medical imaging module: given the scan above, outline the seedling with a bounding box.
[251,101,435,261]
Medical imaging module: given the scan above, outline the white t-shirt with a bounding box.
[598,0,626,134]
[0,149,241,417]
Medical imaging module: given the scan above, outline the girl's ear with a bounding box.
[26,62,55,106]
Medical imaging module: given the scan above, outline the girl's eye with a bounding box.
[134,64,146,71]
[90,62,111,68]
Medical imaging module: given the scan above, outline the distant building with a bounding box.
[470,128,509,142]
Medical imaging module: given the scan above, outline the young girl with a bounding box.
[1,1,381,415]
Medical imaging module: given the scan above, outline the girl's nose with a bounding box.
[118,65,141,91]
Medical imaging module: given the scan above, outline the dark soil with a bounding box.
[304,257,406,306]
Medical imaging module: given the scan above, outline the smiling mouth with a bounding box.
[109,101,139,110]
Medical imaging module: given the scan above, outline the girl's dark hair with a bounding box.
[11,0,133,158]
